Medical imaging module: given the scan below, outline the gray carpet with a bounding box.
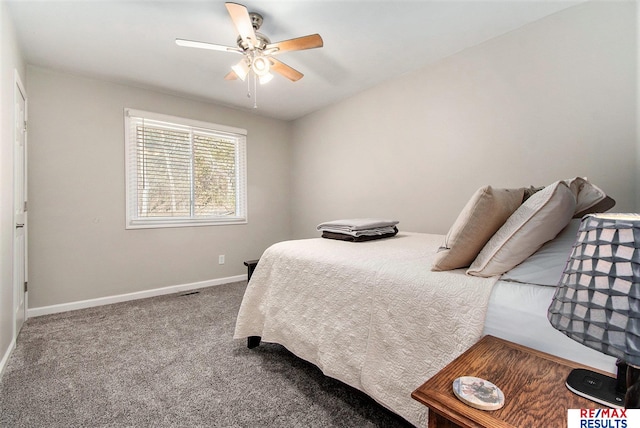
[0,281,413,427]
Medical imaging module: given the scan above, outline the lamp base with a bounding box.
[565,368,625,408]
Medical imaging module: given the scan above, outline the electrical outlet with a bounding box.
[218,255,225,265]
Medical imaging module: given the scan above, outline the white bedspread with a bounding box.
[234,232,499,426]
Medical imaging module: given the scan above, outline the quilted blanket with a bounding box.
[234,232,498,426]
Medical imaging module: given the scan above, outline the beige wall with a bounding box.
[27,67,292,308]
[1,1,26,368]
[291,1,637,238]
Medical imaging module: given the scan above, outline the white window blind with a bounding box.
[125,109,247,229]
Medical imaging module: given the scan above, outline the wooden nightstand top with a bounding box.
[411,335,613,428]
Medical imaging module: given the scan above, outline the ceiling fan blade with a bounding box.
[176,38,242,54]
[225,2,257,49]
[265,34,323,55]
[270,58,304,82]
[224,70,239,80]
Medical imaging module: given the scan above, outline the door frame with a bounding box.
[13,69,28,338]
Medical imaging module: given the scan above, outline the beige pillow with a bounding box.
[522,185,544,202]
[466,181,576,278]
[431,186,525,271]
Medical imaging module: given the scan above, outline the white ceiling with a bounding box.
[7,0,584,121]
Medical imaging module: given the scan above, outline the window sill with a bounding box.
[126,218,248,229]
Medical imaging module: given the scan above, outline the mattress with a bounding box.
[483,279,617,374]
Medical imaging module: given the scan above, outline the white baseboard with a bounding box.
[27,274,246,318]
[0,338,16,381]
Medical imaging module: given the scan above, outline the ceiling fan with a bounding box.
[176,2,323,85]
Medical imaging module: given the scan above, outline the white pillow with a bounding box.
[563,177,606,215]
[467,181,576,278]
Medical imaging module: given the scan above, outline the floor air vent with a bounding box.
[179,291,200,297]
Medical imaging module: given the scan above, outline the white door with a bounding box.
[14,75,27,337]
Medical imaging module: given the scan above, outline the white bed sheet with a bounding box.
[483,279,617,374]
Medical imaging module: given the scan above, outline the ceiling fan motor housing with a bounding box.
[236,32,270,51]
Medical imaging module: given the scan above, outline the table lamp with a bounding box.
[548,213,640,408]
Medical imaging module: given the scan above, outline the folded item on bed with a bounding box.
[320,225,398,237]
[322,226,398,242]
[316,218,399,232]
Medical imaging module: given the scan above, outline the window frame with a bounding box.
[124,108,248,229]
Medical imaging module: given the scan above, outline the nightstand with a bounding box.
[411,335,613,428]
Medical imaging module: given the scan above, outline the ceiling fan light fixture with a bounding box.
[252,55,270,77]
[231,59,250,81]
[259,72,273,85]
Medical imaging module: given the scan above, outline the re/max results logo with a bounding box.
[567,409,640,428]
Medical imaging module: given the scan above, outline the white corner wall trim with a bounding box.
[27,274,246,318]
[0,339,16,381]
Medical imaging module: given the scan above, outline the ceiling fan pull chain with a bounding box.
[246,71,254,106]
[253,74,258,109]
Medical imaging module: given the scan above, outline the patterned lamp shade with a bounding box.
[548,213,640,367]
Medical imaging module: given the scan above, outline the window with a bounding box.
[125,108,247,229]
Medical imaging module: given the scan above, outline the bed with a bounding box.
[233,179,618,426]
